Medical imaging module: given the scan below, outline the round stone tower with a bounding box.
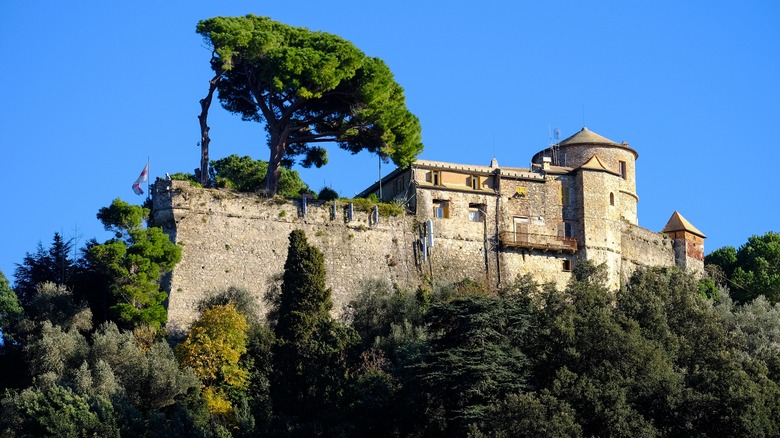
[531,127,639,289]
[532,127,638,224]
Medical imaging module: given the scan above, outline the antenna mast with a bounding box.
[549,126,561,166]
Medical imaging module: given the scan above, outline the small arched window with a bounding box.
[610,192,615,206]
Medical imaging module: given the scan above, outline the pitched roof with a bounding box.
[661,211,707,238]
[578,155,620,175]
[559,127,619,146]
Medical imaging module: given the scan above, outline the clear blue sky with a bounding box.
[1,1,778,281]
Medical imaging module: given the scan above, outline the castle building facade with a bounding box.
[154,127,705,334]
[358,127,705,289]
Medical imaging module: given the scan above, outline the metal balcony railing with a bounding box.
[498,231,577,253]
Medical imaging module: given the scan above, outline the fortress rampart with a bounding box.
[154,181,491,335]
[154,128,705,334]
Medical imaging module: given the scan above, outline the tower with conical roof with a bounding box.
[533,127,639,224]
[530,127,642,287]
[662,211,707,274]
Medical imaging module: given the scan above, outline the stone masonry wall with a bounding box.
[155,180,496,335]
[620,223,676,283]
[499,174,570,238]
[499,250,574,290]
[415,187,501,288]
[154,177,695,335]
[154,181,423,336]
[578,169,623,289]
[551,145,639,225]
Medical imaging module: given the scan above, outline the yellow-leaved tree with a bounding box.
[176,304,249,418]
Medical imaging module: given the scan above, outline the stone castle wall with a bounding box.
[154,177,691,335]
[154,181,492,335]
[414,188,501,288]
[620,223,676,283]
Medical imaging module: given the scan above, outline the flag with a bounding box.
[132,161,149,195]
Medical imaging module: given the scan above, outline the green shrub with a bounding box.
[169,172,195,181]
[347,198,405,217]
[318,187,339,201]
[169,172,202,187]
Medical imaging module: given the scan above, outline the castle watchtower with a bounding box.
[662,211,706,275]
[532,127,639,225]
[529,128,641,288]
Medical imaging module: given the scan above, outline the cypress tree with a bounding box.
[271,230,357,431]
[274,230,331,343]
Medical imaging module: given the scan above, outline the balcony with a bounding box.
[498,231,577,253]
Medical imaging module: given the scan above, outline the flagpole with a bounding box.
[147,157,150,200]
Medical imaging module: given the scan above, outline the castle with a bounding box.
[153,127,705,334]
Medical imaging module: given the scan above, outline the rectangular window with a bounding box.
[431,170,442,186]
[619,161,627,179]
[558,222,575,238]
[468,203,485,222]
[561,186,570,206]
[433,200,449,218]
[395,176,404,194]
[514,217,529,243]
[562,259,572,272]
[470,175,481,190]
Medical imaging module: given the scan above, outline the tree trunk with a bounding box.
[197,66,223,187]
[266,133,286,196]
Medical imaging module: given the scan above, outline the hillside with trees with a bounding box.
[2,209,780,436]
[1,13,777,438]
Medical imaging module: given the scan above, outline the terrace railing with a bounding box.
[498,231,577,253]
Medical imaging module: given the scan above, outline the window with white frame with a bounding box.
[558,222,575,238]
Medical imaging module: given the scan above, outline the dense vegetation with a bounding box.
[4,14,773,436]
[2,218,779,436]
[705,231,780,304]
